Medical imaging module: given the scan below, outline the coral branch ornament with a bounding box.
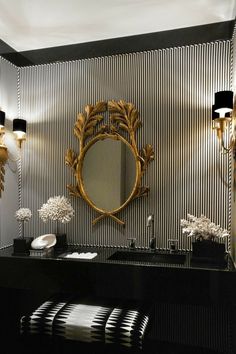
[15,208,32,222]
[38,196,74,250]
[180,214,229,241]
[38,196,75,227]
[15,208,32,239]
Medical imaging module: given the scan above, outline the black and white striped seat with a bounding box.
[21,297,150,349]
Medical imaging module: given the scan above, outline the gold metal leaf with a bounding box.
[110,113,126,122]
[72,102,107,149]
[74,125,82,140]
[65,149,78,171]
[143,144,155,162]
[74,113,86,139]
[96,124,110,135]
[84,127,94,138]
[85,118,101,130]
[130,109,138,124]
[91,101,107,114]
[133,120,142,132]
[67,184,82,198]
[85,104,93,116]
[110,125,117,133]
[134,186,150,199]
[108,100,125,114]
[140,144,154,173]
[85,101,107,118]
[77,113,85,126]
[119,122,129,132]
[108,100,142,137]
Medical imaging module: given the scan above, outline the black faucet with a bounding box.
[127,237,136,250]
[149,237,156,250]
[168,239,179,253]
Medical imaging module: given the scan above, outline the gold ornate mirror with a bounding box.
[65,100,154,225]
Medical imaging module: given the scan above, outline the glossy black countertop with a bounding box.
[0,246,235,305]
[0,245,234,271]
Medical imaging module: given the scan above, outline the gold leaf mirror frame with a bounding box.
[65,100,154,226]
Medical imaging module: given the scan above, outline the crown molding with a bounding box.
[0,20,234,67]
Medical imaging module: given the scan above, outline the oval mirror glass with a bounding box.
[81,138,136,212]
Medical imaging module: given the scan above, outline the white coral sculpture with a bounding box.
[15,208,32,222]
[180,214,229,241]
[15,208,32,238]
[38,196,74,233]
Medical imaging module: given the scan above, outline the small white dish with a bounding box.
[64,252,97,259]
[31,234,57,250]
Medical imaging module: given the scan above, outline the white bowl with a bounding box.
[31,234,57,250]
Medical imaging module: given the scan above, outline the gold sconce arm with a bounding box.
[212,117,232,153]
[16,136,26,149]
[0,127,5,145]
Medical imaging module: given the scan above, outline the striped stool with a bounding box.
[21,296,150,350]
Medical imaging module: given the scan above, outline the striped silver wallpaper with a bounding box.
[0,57,19,248]
[19,41,231,250]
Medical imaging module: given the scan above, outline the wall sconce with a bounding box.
[212,91,234,152]
[212,90,236,198]
[0,110,5,129]
[13,118,27,148]
[0,115,27,197]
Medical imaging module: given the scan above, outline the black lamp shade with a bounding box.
[212,105,219,119]
[13,119,27,133]
[214,90,233,111]
[0,110,5,127]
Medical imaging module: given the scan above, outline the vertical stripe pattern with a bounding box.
[0,57,19,248]
[19,41,231,250]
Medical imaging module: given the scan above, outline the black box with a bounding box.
[191,240,226,266]
[54,234,67,251]
[13,237,34,256]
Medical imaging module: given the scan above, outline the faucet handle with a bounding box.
[127,238,136,249]
[168,239,179,253]
[149,237,156,250]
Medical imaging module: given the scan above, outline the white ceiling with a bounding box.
[0,0,235,52]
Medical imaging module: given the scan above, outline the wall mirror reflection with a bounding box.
[82,138,136,212]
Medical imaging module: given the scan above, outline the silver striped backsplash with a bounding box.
[19,40,231,250]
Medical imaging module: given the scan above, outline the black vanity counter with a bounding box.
[0,246,235,305]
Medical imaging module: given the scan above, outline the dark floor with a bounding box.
[0,288,231,354]
[8,336,226,354]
